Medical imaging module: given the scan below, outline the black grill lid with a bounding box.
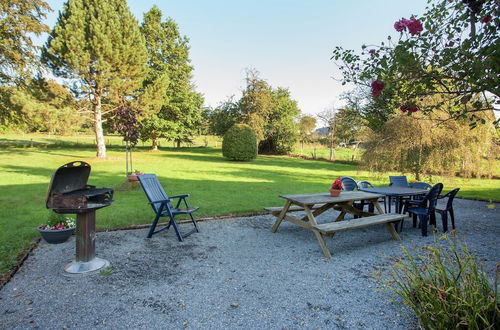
[46,161,91,198]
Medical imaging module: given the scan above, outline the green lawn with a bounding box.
[0,136,499,276]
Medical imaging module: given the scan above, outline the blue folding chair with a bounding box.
[138,174,199,241]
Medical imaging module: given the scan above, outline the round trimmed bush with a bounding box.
[222,124,257,161]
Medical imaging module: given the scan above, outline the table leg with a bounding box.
[304,206,332,258]
[372,200,385,215]
[385,223,401,240]
[271,200,291,233]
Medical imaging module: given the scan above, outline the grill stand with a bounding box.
[64,210,110,274]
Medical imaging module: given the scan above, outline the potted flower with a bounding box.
[127,169,143,182]
[38,212,76,244]
[329,177,343,197]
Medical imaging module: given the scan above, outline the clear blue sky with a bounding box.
[42,0,428,115]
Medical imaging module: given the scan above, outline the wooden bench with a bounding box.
[264,204,325,216]
[312,213,404,240]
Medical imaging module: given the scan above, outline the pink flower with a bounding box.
[407,17,423,35]
[394,18,407,32]
[482,15,492,23]
[371,80,384,98]
[394,17,423,35]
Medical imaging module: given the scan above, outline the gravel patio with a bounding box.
[0,198,498,329]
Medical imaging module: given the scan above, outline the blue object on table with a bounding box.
[435,188,460,231]
[138,174,199,241]
[405,183,443,236]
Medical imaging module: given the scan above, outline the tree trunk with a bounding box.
[329,138,334,161]
[151,138,158,151]
[93,94,106,159]
[176,140,181,148]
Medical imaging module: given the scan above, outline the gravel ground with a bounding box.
[0,198,498,329]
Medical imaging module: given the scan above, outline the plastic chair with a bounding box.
[340,176,358,191]
[409,182,432,190]
[389,176,409,187]
[138,174,199,241]
[357,180,386,213]
[340,176,364,217]
[435,188,460,231]
[404,183,443,236]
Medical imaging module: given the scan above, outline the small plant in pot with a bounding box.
[329,177,343,197]
[127,169,143,182]
[38,212,76,244]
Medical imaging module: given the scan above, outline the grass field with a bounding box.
[0,134,499,276]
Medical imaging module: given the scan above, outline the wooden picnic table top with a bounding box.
[279,191,384,206]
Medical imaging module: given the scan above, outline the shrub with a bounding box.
[385,235,499,329]
[222,124,257,161]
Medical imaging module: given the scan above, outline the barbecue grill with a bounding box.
[46,161,114,274]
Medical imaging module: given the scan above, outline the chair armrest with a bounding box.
[405,199,425,207]
[85,185,96,189]
[438,191,451,199]
[170,194,189,199]
[148,198,171,204]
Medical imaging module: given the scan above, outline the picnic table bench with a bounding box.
[266,191,404,258]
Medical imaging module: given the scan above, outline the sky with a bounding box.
[42,0,429,116]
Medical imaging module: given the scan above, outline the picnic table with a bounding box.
[267,191,404,258]
[358,186,429,213]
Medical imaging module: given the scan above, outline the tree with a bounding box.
[239,69,274,141]
[208,97,240,136]
[317,107,337,160]
[110,104,141,175]
[333,107,364,145]
[42,0,148,158]
[139,6,203,149]
[0,0,51,83]
[361,110,496,180]
[298,115,317,152]
[332,0,499,126]
[1,77,81,134]
[259,87,300,154]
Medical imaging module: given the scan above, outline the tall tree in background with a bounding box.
[298,115,317,152]
[317,107,337,160]
[208,97,240,136]
[259,88,300,154]
[42,0,147,158]
[0,0,51,83]
[239,69,274,142]
[334,107,363,145]
[139,6,203,149]
[1,77,81,133]
[138,6,170,151]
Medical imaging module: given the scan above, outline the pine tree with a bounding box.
[139,6,203,150]
[42,0,147,158]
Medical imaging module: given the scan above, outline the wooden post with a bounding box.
[75,211,96,262]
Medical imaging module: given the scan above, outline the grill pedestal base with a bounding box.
[64,210,110,274]
[64,257,110,274]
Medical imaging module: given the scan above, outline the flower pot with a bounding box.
[37,227,75,244]
[127,174,139,182]
[329,189,341,197]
